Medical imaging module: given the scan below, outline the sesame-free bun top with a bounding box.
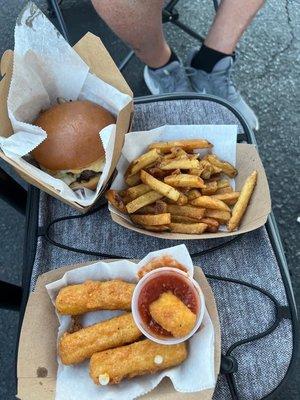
[32,100,115,171]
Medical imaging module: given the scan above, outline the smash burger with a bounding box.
[32,100,115,190]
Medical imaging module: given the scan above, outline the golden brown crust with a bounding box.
[55,280,136,315]
[149,291,197,338]
[89,339,187,385]
[59,313,142,365]
[32,100,115,170]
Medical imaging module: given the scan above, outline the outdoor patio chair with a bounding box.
[0,1,298,400]
[13,92,296,400]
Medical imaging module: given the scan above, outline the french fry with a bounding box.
[170,147,188,158]
[163,152,177,160]
[201,181,218,195]
[135,205,156,214]
[204,209,231,224]
[187,153,199,160]
[160,159,200,170]
[205,154,237,178]
[131,213,171,226]
[171,215,199,224]
[142,225,171,232]
[147,167,170,180]
[186,189,201,201]
[169,222,208,234]
[149,139,213,153]
[215,186,233,195]
[188,168,204,176]
[105,190,127,213]
[126,149,160,177]
[211,165,222,174]
[126,191,163,214]
[135,201,167,215]
[227,171,257,231]
[122,184,151,201]
[167,204,205,220]
[164,174,205,188]
[125,173,141,187]
[198,160,214,179]
[200,217,220,233]
[191,196,230,212]
[140,170,180,201]
[176,193,188,205]
[217,179,230,189]
[154,200,168,213]
[205,175,221,183]
[212,192,240,205]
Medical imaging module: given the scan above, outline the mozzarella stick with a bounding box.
[90,339,187,385]
[55,280,135,315]
[59,313,142,365]
[149,291,197,337]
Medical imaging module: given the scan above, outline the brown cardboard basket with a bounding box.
[17,261,221,400]
[111,143,271,239]
[0,32,133,213]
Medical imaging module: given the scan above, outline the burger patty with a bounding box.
[76,170,99,182]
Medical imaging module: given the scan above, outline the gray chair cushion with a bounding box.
[31,98,293,400]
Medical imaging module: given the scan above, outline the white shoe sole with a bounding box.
[143,67,160,95]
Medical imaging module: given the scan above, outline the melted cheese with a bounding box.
[42,158,105,185]
[61,158,105,174]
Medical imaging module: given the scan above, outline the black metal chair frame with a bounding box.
[0,1,298,399]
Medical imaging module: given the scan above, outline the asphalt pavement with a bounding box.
[0,0,299,399]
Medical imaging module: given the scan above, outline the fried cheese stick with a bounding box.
[90,339,187,385]
[149,291,197,337]
[59,313,142,365]
[55,280,135,315]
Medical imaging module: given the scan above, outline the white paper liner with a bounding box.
[46,245,216,400]
[0,2,132,206]
[109,124,237,231]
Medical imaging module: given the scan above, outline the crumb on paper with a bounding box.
[36,366,48,378]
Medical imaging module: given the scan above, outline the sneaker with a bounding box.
[187,50,259,130]
[144,61,192,95]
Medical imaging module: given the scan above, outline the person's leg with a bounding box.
[192,0,265,72]
[91,0,191,93]
[189,0,265,129]
[91,0,169,68]
[205,0,265,54]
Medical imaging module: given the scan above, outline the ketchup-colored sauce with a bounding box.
[138,272,199,337]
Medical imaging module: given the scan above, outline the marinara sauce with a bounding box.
[137,271,199,337]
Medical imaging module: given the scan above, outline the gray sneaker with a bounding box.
[144,61,192,94]
[187,50,259,130]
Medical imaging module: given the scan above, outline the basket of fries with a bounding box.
[106,125,271,239]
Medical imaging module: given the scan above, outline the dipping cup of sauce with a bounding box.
[132,267,205,344]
